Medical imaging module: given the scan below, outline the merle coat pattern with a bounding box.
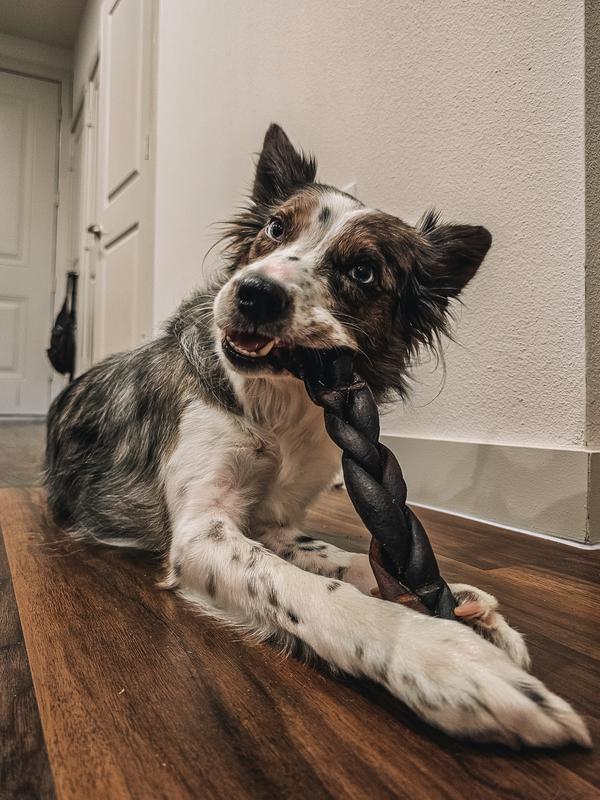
[45,124,590,749]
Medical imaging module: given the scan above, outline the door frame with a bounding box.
[70,65,100,375]
[69,0,159,366]
[93,0,158,360]
[0,34,74,411]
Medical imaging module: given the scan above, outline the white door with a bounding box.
[0,71,59,414]
[70,73,100,375]
[93,0,156,361]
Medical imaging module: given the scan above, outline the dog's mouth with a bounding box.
[224,331,277,358]
[221,329,356,386]
[221,329,340,380]
[221,329,293,373]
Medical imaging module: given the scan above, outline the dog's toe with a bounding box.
[450,583,531,670]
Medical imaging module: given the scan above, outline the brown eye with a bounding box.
[350,263,376,285]
[265,217,285,240]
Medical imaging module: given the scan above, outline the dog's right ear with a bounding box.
[252,124,317,206]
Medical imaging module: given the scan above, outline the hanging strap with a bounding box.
[67,271,78,381]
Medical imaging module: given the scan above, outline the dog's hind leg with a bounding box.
[449,583,531,670]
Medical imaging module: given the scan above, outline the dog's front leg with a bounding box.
[164,511,589,748]
[257,525,376,594]
[257,527,532,669]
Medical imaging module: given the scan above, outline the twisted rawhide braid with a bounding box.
[285,347,458,620]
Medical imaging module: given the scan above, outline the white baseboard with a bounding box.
[381,434,600,545]
[410,501,600,550]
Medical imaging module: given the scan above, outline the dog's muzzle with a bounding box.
[236,276,290,326]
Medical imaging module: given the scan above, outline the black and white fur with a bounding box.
[46,125,590,749]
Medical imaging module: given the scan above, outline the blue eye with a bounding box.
[265,217,285,240]
[349,263,376,285]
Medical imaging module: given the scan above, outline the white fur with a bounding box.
[160,189,590,749]
[161,374,591,749]
[213,194,373,353]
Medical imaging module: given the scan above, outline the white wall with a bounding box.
[0,31,71,72]
[153,0,586,451]
[72,0,101,113]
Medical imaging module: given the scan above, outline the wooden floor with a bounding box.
[0,420,46,488]
[0,420,598,798]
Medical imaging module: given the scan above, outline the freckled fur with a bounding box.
[43,123,590,751]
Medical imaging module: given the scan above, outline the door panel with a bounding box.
[0,97,30,262]
[106,0,143,197]
[0,298,25,371]
[0,71,59,414]
[94,0,155,362]
[102,229,138,356]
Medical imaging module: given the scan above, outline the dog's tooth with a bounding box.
[226,335,274,358]
[256,340,275,357]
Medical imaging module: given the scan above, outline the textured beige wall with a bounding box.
[154,0,587,449]
[585,0,600,448]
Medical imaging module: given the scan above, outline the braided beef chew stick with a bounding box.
[286,347,458,620]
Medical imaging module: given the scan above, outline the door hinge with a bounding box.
[54,191,60,208]
[144,133,151,160]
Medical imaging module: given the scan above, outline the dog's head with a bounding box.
[213,124,491,398]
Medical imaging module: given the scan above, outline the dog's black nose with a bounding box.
[236,276,289,324]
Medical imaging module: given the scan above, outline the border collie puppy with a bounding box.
[45,125,589,749]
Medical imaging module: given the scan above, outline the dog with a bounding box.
[45,124,590,749]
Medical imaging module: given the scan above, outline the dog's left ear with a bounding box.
[253,123,317,206]
[419,210,492,297]
[398,211,492,350]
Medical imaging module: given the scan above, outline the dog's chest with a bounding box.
[166,387,340,531]
[239,380,341,526]
[273,409,338,486]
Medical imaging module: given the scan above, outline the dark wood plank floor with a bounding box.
[0,485,598,800]
[0,517,55,799]
[0,421,54,799]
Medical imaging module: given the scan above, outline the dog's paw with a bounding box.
[383,614,591,749]
[450,583,531,670]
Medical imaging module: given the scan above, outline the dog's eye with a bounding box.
[265,217,285,241]
[349,263,376,285]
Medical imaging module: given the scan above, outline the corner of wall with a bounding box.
[585,0,600,449]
